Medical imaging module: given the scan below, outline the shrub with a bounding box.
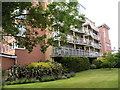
[5,78,37,85]
[92,59,103,68]
[114,50,120,68]
[61,56,90,72]
[93,54,116,69]
[6,61,65,82]
[100,60,115,69]
[26,62,54,68]
[41,76,55,82]
[65,72,75,78]
[90,64,96,69]
[2,70,6,74]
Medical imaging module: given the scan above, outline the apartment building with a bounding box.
[52,18,101,59]
[98,24,112,55]
[0,2,102,70]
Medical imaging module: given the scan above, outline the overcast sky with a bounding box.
[78,0,119,51]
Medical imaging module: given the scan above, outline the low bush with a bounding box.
[114,50,120,68]
[5,61,76,85]
[65,72,75,78]
[90,64,96,69]
[5,78,37,85]
[92,59,103,69]
[61,56,90,72]
[41,76,55,82]
[93,55,116,69]
[100,60,115,69]
[6,61,66,82]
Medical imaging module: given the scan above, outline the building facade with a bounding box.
[0,2,105,70]
[98,24,112,55]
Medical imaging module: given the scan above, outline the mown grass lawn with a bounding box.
[3,68,118,88]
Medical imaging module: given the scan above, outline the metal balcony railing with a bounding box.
[71,28,100,41]
[68,39,101,49]
[72,29,85,33]
[52,47,100,57]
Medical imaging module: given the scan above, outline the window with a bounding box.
[103,30,106,38]
[12,42,15,49]
[17,25,26,37]
[5,36,8,41]
[2,47,5,53]
[67,34,71,39]
[9,45,12,50]
[106,43,110,47]
[10,36,13,40]
[6,46,8,52]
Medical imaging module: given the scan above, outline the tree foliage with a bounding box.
[2,1,85,53]
[114,49,120,68]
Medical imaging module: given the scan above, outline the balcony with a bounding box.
[94,35,100,41]
[68,39,89,46]
[71,28,100,41]
[93,43,101,49]
[68,38,101,50]
[72,29,85,34]
[90,32,100,41]
[52,47,100,58]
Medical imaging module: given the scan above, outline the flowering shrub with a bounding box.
[26,62,54,68]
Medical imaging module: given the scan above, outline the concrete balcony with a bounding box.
[72,29,85,34]
[52,47,100,58]
[93,43,101,49]
[68,39,89,45]
[94,36,100,41]
[84,29,90,36]
[68,39,101,50]
[90,32,100,41]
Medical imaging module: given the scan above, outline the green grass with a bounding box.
[3,68,118,88]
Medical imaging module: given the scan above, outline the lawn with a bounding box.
[3,68,118,88]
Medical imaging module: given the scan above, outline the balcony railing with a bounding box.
[52,47,100,57]
[90,31,100,41]
[72,29,85,33]
[68,39,89,45]
[72,28,100,41]
[68,39,101,49]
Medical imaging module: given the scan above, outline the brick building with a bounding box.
[0,2,111,70]
[98,24,112,55]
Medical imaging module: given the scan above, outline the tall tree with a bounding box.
[2,1,85,53]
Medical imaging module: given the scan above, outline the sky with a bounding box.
[78,0,119,51]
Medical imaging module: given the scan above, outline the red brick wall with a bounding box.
[0,57,15,70]
[15,45,45,66]
[99,26,112,54]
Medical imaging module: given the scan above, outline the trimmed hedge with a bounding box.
[60,56,90,72]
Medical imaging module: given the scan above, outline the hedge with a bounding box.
[6,61,65,82]
[60,56,90,72]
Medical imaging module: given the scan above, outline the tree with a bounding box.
[2,1,85,53]
[114,49,120,68]
[100,52,116,69]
